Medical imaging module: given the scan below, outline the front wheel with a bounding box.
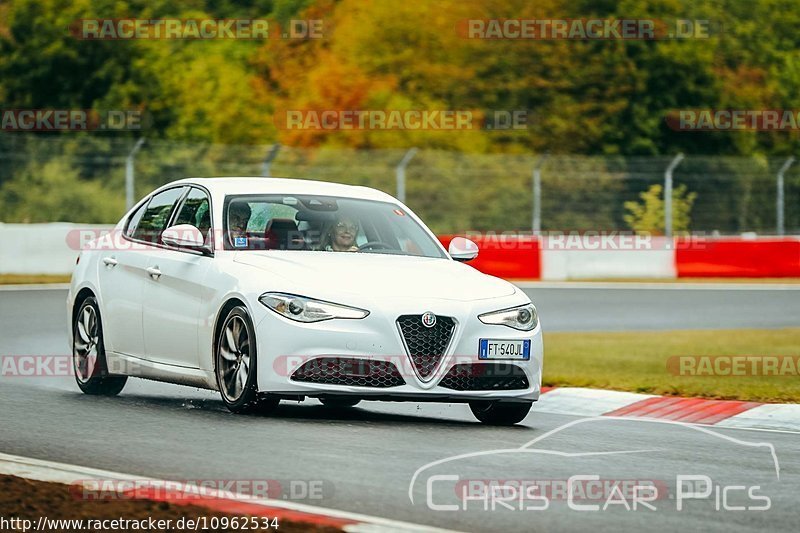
[469,401,532,425]
[215,306,265,414]
[73,296,127,396]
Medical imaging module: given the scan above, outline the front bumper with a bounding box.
[254,300,543,403]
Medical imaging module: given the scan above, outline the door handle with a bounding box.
[102,257,118,267]
[145,266,162,280]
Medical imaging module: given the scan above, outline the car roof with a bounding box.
[164,177,398,203]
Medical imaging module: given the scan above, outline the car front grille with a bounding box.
[290,357,405,388]
[438,363,530,391]
[396,314,456,380]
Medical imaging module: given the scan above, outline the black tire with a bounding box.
[320,396,361,408]
[469,401,532,425]
[215,306,265,414]
[72,296,127,396]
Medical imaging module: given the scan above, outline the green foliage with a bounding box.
[0,159,125,223]
[2,0,800,155]
[624,183,697,235]
[0,0,798,228]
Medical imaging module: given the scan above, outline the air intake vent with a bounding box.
[291,357,405,388]
[439,363,529,391]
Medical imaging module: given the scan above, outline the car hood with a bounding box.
[233,251,516,302]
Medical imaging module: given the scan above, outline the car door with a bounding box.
[96,198,151,358]
[103,186,187,360]
[142,187,213,368]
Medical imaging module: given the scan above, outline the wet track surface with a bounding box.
[1,286,799,532]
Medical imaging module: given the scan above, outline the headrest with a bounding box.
[265,218,298,233]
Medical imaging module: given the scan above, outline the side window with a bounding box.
[173,187,212,242]
[225,198,301,250]
[132,187,186,244]
[124,200,149,238]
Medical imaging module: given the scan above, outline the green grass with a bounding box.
[0,274,72,284]
[543,328,800,403]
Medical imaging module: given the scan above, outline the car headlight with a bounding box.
[259,293,369,323]
[478,303,538,331]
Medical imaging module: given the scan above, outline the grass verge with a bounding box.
[543,328,800,403]
[0,274,71,285]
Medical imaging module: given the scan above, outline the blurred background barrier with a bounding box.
[2,222,797,279]
[1,135,799,237]
[0,223,112,275]
[539,237,676,280]
[676,237,800,278]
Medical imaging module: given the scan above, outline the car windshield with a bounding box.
[222,194,447,259]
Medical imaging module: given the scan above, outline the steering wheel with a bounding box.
[358,241,394,252]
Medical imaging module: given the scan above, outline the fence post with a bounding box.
[261,143,281,177]
[664,153,684,238]
[396,147,418,203]
[532,153,549,235]
[125,138,146,211]
[776,156,794,236]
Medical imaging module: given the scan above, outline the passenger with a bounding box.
[322,216,359,252]
[228,202,251,242]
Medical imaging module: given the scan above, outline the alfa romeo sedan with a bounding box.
[68,178,543,425]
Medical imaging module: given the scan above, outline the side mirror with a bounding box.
[162,224,210,254]
[448,237,479,262]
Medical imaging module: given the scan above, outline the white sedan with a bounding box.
[68,178,543,425]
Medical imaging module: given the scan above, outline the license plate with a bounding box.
[479,339,531,360]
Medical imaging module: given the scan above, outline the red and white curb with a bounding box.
[0,452,459,533]
[535,387,800,432]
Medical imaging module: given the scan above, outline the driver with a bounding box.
[322,216,359,252]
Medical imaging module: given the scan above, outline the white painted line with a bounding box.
[514,281,800,291]
[535,387,655,417]
[0,452,459,533]
[0,283,70,291]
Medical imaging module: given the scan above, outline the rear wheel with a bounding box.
[320,396,361,408]
[469,401,532,425]
[216,306,271,414]
[73,296,127,396]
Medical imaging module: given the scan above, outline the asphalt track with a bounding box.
[1,285,799,532]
